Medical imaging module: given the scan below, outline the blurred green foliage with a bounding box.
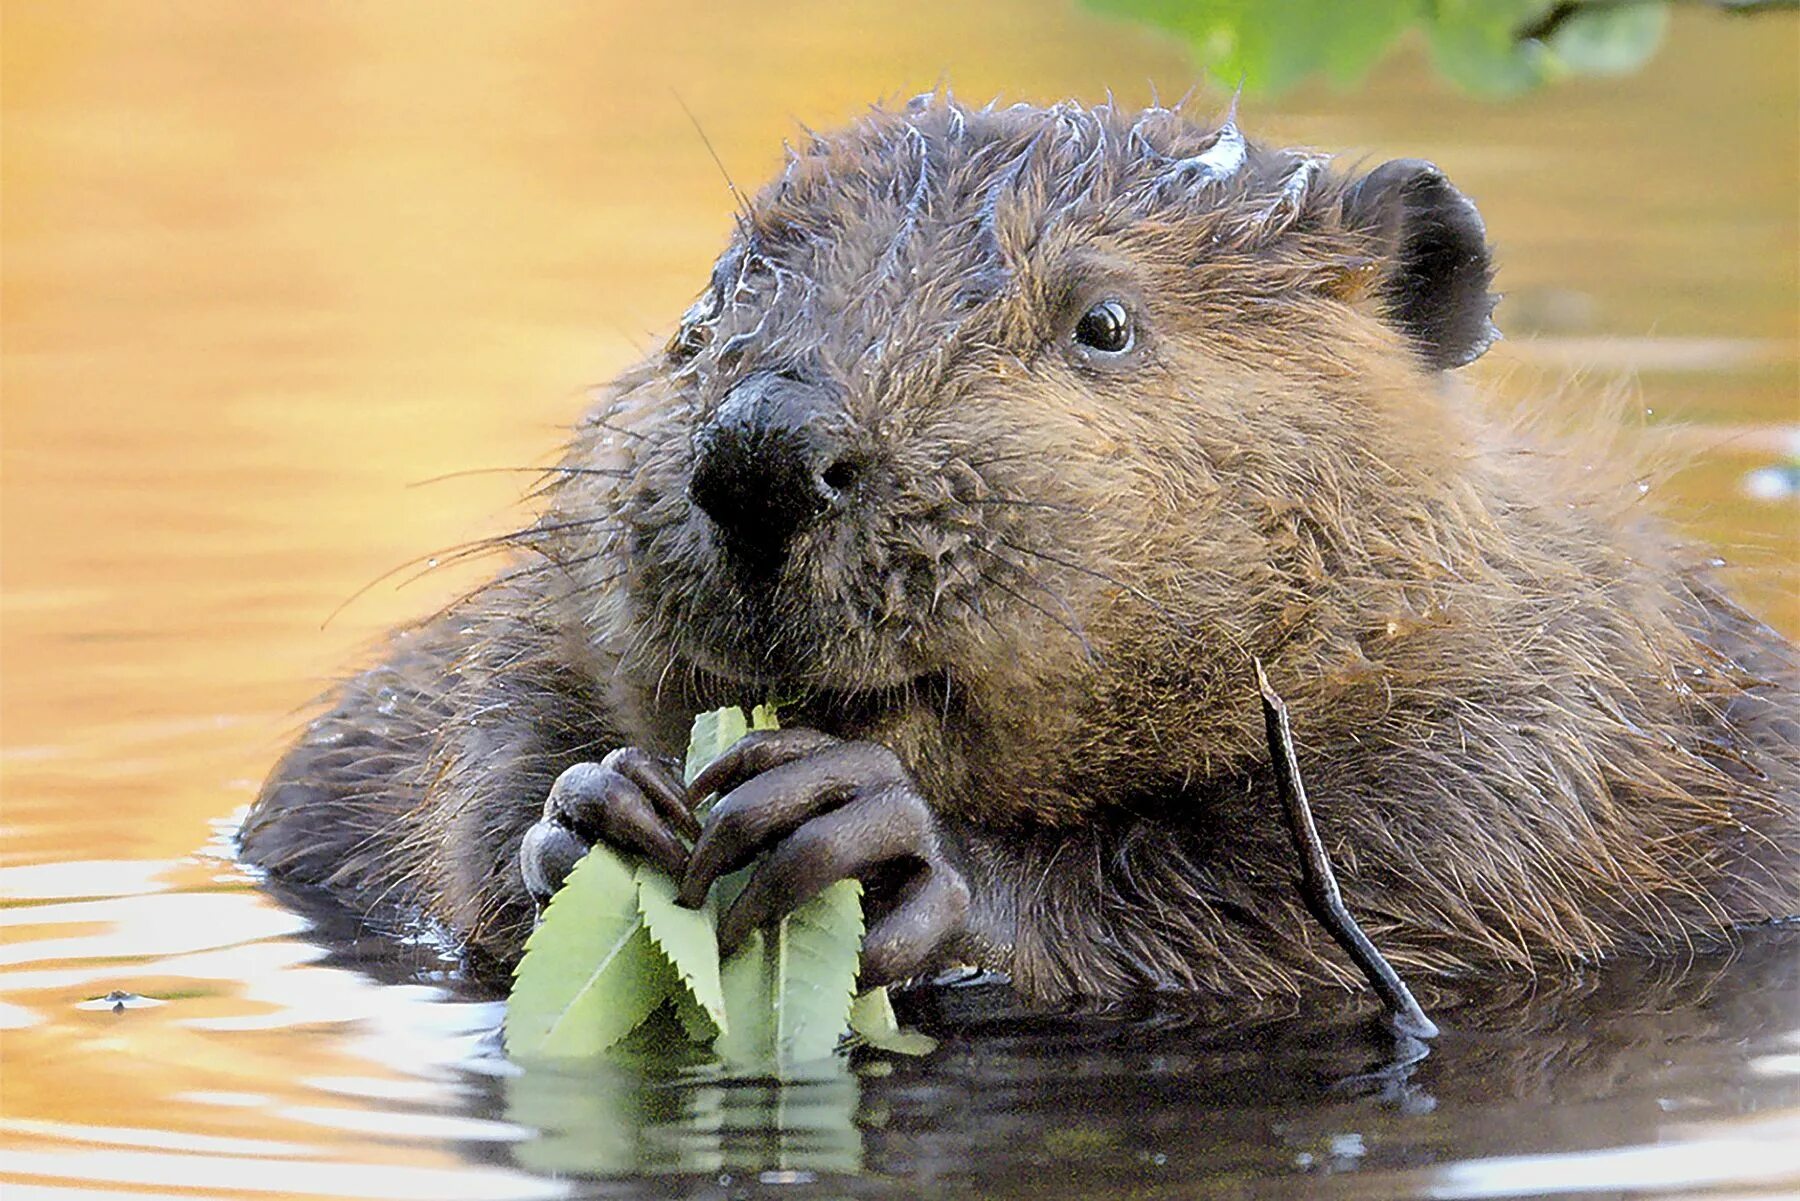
[1083,0,1685,96]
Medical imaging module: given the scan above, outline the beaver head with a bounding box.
[559,96,1501,820]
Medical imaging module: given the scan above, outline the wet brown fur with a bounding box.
[241,96,1800,1006]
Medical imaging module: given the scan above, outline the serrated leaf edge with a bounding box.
[634,863,729,1037]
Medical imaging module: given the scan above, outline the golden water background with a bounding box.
[2,3,1796,1197]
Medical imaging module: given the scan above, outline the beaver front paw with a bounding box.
[519,748,697,912]
[677,728,971,987]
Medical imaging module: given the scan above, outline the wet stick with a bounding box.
[1255,660,1439,1040]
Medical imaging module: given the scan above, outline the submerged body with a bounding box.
[242,97,1800,1005]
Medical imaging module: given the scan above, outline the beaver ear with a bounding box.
[1342,159,1499,370]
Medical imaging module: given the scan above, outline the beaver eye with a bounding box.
[1073,299,1133,355]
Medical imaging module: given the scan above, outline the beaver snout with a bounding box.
[688,370,861,566]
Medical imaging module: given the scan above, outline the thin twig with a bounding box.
[1255,660,1439,1039]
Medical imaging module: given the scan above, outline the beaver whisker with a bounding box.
[963,495,1092,516]
[940,546,1030,656]
[960,449,1047,472]
[967,542,1099,663]
[652,644,685,712]
[995,535,1204,648]
[673,90,755,234]
[322,519,614,629]
[488,514,627,547]
[537,563,627,606]
[410,557,619,637]
[405,464,632,488]
[497,550,613,591]
[580,413,649,440]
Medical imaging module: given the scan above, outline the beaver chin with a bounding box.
[674,628,946,721]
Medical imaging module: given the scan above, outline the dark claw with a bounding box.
[678,741,898,908]
[519,749,696,914]
[860,867,971,986]
[686,727,840,807]
[714,791,929,952]
[520,819,588,906]
[602,746,701,840]
[546,761,688,880]
[674,726,970,986]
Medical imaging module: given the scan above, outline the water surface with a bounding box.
[3,3,1797,1198]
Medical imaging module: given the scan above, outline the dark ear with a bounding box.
[1343,159,1499,370]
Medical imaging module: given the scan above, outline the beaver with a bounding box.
[240,95,1800,1006]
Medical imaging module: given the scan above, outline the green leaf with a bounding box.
[690,705,872,1073]
[504,842,674,1060]
[716,878,866,1074]
[509,703,877,1072]
[1543,2,1668,77]
[671,983,722,1043]
[611,1000,715,1067]
[685,705,749,787]
[1423,0,1559,97]
[848,987,938,1057]
[1081,0,1677,98]
[636,862,728,1037]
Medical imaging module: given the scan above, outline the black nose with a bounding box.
[688,371,858,565]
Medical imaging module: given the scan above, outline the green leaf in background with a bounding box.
[636,863,728,1037]
[1083,0,1682,98]
[1544,1,1670,75]
[715,878,867,1073]
[1425,0,1559,97]
[848,986,940,1056]
[504,843,675,1060]
[1084,0,1417,95]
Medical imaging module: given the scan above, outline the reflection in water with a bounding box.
[455,932,1800,1194]
[504,1059,863,1178]
[2,0,1796,1197]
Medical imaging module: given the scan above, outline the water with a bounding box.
[3,4,1796,1198]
